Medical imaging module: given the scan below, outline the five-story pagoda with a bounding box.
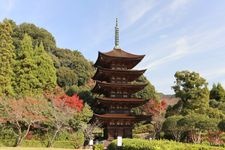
[92,19,149,140]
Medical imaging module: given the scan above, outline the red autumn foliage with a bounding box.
[143,99,167,116]
[207,131,224,145]
[56,94,83,112]
[44,87,84,112]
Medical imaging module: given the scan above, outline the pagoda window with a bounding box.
[116,77,122,83]
[111,76,115,82]
[111,91,116,97]
[123,91,128,98]
[121,64,126,70]
[116,91,123,97]
[122,77,126,83]
[111,63,116,69]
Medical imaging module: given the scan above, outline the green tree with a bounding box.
[210,83,225,102]
[0,19,15,96]
[12,23,56,51]
[52,48,94,87]
[172,71,209,114]
[34,42,57,90]
[162,115,183,141]
[177,113,219,143]
[56,67,78,87]
[14,34,40,96]
[134,76,158,100]
[218,120,225,132]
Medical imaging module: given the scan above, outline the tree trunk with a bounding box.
[14,123,31,147]
[47,128,60,147]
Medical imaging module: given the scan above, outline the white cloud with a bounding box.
[138,24,225,70]
[137,36,189,70]
[121,0,155,27]
[121,0,194,46]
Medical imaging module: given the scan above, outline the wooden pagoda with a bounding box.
[92,19,149,140]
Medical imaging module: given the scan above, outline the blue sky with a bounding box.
[1,0,225,94]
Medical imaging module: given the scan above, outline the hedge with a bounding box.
[108,139,225,150]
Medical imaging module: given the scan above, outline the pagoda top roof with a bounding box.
[94,48,145,69]
[101,48,145,59]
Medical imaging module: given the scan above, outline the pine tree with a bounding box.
[172,71,209,114]
[0,19,15,96]
[34,42,56,91]
[14,33,39,96]
[210,83,225,102]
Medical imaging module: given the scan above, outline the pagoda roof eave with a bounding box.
[91,81,148,94]
[96,97,145,102]
[96,97,147,107]
[94,113,151,120]
[92,67,146,80]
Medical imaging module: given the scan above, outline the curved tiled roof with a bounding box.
[101,48,145,58]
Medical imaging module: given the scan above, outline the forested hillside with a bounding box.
[0,19,95,97]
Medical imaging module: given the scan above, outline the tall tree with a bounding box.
[172,71,209,114]
[134,76,158,100]
[0,19,15,96]
[34,42,57,91]
[14,33,39,96]
[210,83,225,102]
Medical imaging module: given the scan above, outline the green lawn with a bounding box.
[0,148,90,150]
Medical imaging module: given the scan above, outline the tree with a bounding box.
[12,23,56,51]
[177,113,218,143]
[44,87,84,147]
[52,48,94,87]
[210,83,225,102]
[0,97,47,146]
[56,67,78,87]
[0,19,15,96]
[134,76,158,100]
[34,42,57,90]
[172,71,209,114]
[14,33,40,96]
[162,115,183,141]
[141,99,167,139]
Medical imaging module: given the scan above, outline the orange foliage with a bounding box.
[143,99,167,116]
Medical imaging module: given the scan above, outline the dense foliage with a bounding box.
[0,18,94,148]
[0,19,15,96]
[162,71,225,145]
[108,139,225,150]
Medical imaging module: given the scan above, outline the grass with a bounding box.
[0,148,90,150]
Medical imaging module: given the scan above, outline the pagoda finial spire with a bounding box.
[114,18,120,49]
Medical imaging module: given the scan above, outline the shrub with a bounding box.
[56,130,84,148]
[108,139,225,150]
[94,143,104,150]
